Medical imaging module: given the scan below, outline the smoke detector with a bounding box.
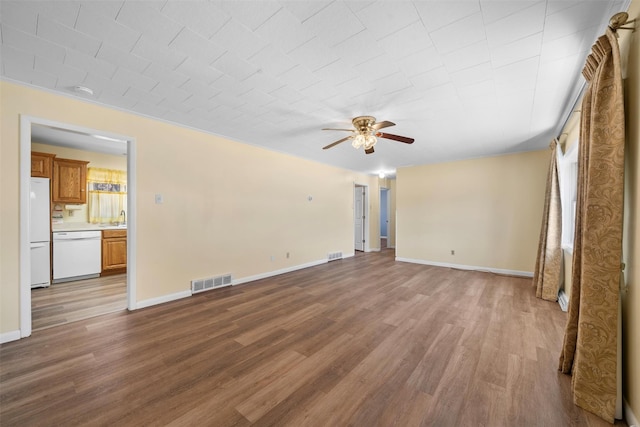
[73,85,94,96]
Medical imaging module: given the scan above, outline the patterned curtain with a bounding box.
[87,167,127,224]
[532,139,563,301]
[558,27,625,423]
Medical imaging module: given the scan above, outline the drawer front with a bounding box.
[103,229,127,238]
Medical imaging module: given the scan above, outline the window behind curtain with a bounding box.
[558,141,578,251]
[87,167,127,224]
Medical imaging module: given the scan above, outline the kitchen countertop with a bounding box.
[52,222,127,232]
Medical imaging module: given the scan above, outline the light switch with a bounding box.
[155,194,163,204]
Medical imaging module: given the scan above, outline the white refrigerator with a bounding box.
[30,177,51,288]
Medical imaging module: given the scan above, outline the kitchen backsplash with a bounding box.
[53,203,89,224]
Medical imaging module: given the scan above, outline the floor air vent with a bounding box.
[327,251,343,261]
[191,274,232,294]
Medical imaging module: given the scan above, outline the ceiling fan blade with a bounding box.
[376,132,414,144]
[322,128,354,131]
[364,147,375,155]
[322,136,352,150]
[371,121,395,130]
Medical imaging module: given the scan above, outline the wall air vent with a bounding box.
[191,274,233,294]
[327,251,343,262]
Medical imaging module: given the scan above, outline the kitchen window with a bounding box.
[87,167,127,224]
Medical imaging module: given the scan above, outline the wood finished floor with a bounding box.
[31,274,127,331]
[1,249,626,426]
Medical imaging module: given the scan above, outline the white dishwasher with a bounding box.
[53,231,102,283]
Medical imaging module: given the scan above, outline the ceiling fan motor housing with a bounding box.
[352,116,376,134]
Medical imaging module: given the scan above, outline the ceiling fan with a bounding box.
[322,116,414,154]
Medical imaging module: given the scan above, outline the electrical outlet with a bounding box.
[451,250,455,255]
[286,252,290,259]
[270,255,274,262]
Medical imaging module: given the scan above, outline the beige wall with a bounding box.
[396,150,548,273]
[620,0,640,421]
[0,81,374,333]
[31,143,127,223]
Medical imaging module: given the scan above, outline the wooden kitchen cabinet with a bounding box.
[102,229,127,275]
[52,158,88,204]
[31,151,56,178]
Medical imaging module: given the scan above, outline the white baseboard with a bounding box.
[558,290,569,312]
[0,330,22,344]
[395,257,533,278]
[135,290,192,310]
[626,398,639,426]
[136,255,356,308]
[234,253,355,286]
[234,259,328,286]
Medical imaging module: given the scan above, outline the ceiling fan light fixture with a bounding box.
[364,134,377,149]
[352,134,365,149]
[322,116,413,154]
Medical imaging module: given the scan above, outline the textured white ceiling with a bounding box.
[0,0,626,175]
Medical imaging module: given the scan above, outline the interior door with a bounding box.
[354,186,364,251]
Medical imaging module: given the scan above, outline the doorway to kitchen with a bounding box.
[19,116,136,337]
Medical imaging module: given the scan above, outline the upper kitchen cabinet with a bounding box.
[53,158,89,204]
[31,151,56,178]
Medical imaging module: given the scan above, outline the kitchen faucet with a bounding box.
[120,210,126,225]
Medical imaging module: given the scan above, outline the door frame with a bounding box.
[353,183,370,252]
[19,115,137,339]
